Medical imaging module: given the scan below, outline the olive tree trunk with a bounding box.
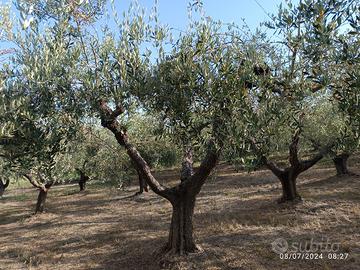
[77,169,89,191]
[277,170,301,203]
[258,130,331,203]
[24,174,53,214]
[99,101,220,255]
[333,153,351,176]
[35,189,48,213]
[35,182,53,213]
[166,193,199,254]
[0,179,10,197]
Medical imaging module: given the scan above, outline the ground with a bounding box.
[0,160,359,270]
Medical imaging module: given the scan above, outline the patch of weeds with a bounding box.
[23,254,41,267]
[8,193,31,202]
[10,248,42,267]
[60,189,80,196]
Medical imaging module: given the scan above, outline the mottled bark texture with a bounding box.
[35,187,49,213]
[99,100,220,255]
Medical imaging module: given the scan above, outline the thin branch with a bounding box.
[23,174,43,189]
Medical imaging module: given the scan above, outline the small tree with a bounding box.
[0,105,71,213]
[226,0,356,202]
[280,0,360,176]
[0,1,81,212]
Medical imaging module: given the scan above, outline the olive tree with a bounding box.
[327,10,360,176]
[283,0,360,176]
[0,1,83,212]
[0,94,72,213]
[226,0,359,202]
[74,2,249,253]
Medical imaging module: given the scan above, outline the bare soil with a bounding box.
[0,162,359,270]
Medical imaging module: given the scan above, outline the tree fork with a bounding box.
[24,174,53,214]
[99,100,220,256]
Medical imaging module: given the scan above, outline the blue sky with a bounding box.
[111,0,284,31]
[157,0,283,30]
[0,0,286,56]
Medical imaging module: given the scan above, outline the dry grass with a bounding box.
[0,160,359,270]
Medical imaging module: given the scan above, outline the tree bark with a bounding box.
[0,179,9,197]
[333,153,351,176]
[35,182,53,214]
[135,168,148,194]
[180,145,194,182]
[278,170,301,203]
[99,100,220,256]
[261,130,330,203]
[35,188,48,213]
[23,174,53,214]
[77,169,89,191]
[165,192,200,255]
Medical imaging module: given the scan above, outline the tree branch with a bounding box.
[98,100,175,201]
[248,137,286,179]
[37,173,54,189]
[111,104,125,119]
[23,174,44,190]
[289,129,301,167]
[185,141,220,195]
[4,179,10,189]
[299,143,334,172]
[262,156,286,179]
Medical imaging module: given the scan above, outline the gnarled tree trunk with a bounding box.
[165,192,200,255]
[35,182,53,214]
[99,100,220,256]
[35,189,48,213]
[333,153,351,176]
[258,130,331,203]
[24,174,53,214]
[278,170,301,203]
